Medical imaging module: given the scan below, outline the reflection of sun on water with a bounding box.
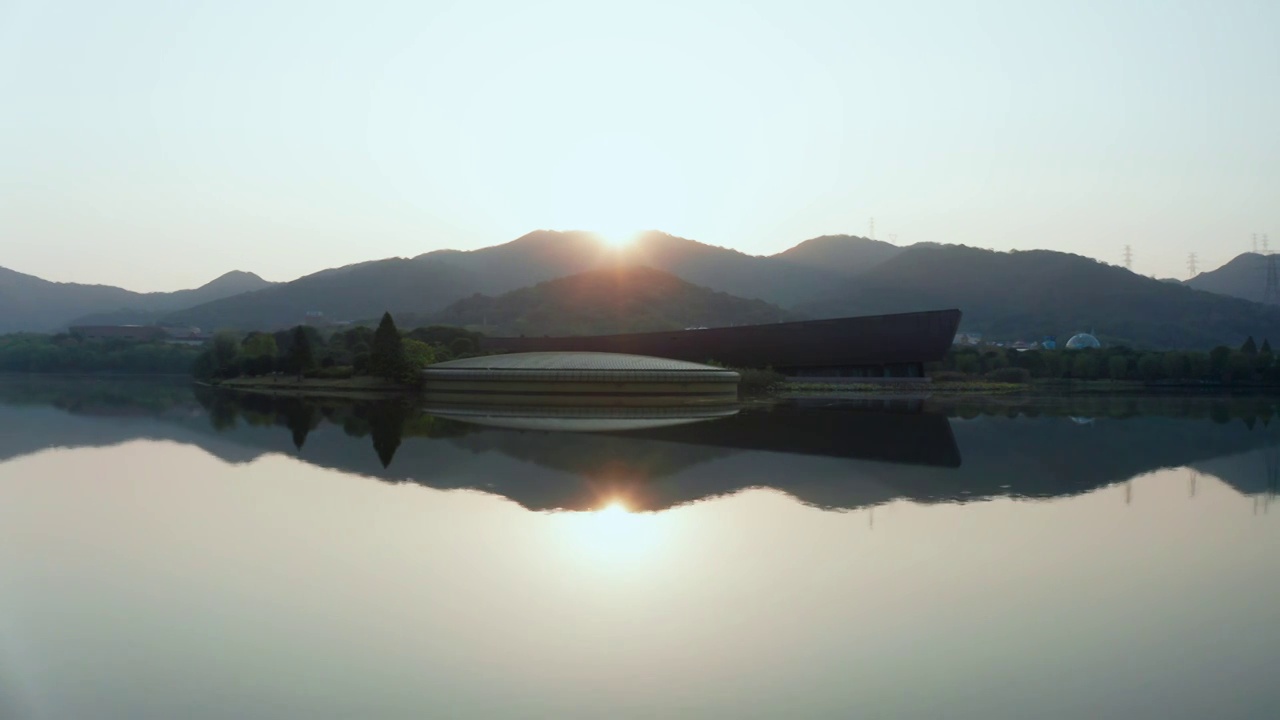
[556,497,669,569]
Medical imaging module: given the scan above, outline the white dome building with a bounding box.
[422,352,740,406]
[1065,333,1101,350]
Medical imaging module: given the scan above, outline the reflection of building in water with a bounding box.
[13,381,1280,516]
[423,404,740,433]
[170,390,1280,514]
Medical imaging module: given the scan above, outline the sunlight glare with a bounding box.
[555,497,669,570]
[600,232,638,249]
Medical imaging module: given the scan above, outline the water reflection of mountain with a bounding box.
[1,379,1279,512]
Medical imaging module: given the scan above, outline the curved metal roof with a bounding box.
[423,404,740,432]
[428,351,727,372]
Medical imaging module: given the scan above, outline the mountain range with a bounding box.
[3,230,1279,349]
[798,245,1280,349]
[157,230,883,330]
[0,267,272,334]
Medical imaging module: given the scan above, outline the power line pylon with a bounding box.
[1187,253,1198,278]
[1261,233,1280,305]
[1265,258,1279,305]
[868,217,876,240]
[1123,245,1133,270]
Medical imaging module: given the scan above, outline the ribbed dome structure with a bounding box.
[1065,333,1101,349]
[422,352,739,406]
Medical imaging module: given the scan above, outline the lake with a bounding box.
[1,378,1278,719]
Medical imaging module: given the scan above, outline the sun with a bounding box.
[600,232,637,249]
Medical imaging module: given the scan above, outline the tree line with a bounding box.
[0,333,203,374]
[936,337,1280,384]
[192,313,484,384]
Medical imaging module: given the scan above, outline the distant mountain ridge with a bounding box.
[160,230,890,330]
[771,234,902,276]
[1184,252,1276,304]
[799,244,1280,348]
[0,267,273,333]
[9,232,1280,350]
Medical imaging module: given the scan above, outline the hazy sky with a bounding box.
[2,0,1277,291]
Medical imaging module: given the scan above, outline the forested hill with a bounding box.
[770,234,902,276]
[0,267,272,333]
[419,230,886,307]
[1184,252,1272,303]
[15,231,1280,348]
[799,245,1280,349]
[158,231,890,330]
[431,266,797,336]
[161,257,485,331]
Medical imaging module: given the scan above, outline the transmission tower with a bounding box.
[1187,252,1198,278]
[1259,232,1280,304]
[868,217,876,240]
[1123,245,1133,270]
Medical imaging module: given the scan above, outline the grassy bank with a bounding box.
[778,376,1280,397]
[781,380,1027,395]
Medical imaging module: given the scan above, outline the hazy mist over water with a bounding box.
[0,381,1278,719]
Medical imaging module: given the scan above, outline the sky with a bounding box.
[2,0,1278,292]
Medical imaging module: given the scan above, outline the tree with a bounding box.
[370,312,405,380]
[242,332,278,358]
[1228,352,1255,383]
[955,353,980,375]
[402,338,436,370]
[1041,351,1065,379]
[1108,355,1129,380]
[1242,336,1258,355]
[982,351,1009,373]
[1258,340,1275,374]
[1210,346,1232,377]
[288,326,315,379]
[211,332,241,377]
[1162,351,1188,380]
[240,332,278,376]
[1186,352,1210,379]
[1137,354,1163,381]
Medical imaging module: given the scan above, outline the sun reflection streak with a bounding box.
[555,497,670,569]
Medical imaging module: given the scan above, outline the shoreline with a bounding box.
[777,378,1280,396]
[205,376,416,400]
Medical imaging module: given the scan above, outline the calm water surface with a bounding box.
[1,379,1278,719]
